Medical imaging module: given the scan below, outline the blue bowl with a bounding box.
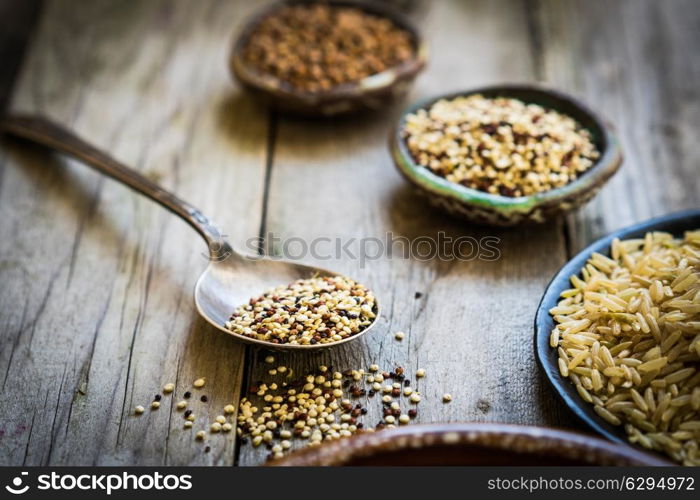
[534,209,700,459]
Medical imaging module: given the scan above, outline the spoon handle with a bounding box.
[1,114,231,260]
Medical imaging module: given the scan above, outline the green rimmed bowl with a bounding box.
[230,0,427,116]
[390,84,623,226]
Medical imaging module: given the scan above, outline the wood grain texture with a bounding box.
[0,0,269,465]
[237,0,571,465]
[1,0,698,467]
[530,0,700,252]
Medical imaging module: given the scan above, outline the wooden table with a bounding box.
[0,0,698,466]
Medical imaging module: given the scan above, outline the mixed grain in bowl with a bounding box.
[550,230,700,465]
[230,1,426,115]
[402,94,600,197]
[240,3,415,93]
[391,85,622,226]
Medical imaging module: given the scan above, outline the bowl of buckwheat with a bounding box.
[229,0,427,116]
[391,84,623,226]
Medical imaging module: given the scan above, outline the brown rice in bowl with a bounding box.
[550,230,700,465]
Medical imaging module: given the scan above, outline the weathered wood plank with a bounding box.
[533,0,700,252]
[0,0,42,111]
[0,0,268,465]
[237,0,571,465]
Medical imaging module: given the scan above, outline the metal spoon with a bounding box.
[1,115,380,350]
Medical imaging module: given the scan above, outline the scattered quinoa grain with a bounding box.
[399,414,410,424]
[195,430,206,440]
[184,421,193,429]
[151,401,160,410]
[193,378,205,388]
[210,422,222,433]
[176,401,187,410]
[264,355,275,364]
[394,331,405,340]
[443,394,452,403]
[163,383,175,394]
[224,404,235,414]
[410,393,421,403]
[222,423,233,432]
[134,405,145,415]
[416,369,426,378]
[215,415,226,424]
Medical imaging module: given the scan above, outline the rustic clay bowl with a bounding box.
[390,84,623,226]
[229,0,427,116]
[269,423,670,466]
[535,209,700,457]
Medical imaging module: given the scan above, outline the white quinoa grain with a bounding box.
[210,422,222,433]
[410,393,421,403]
[176,401,187,410]
[151,401,160,410]
[224,404,235,414]
[443,394,452,403]
[215,415,226,424]
[222,423,233,432]
[163,383,175,394]
[399,414,410,424]
[369,364,379,372]
[184,421,193,429]
[193,378,205,388]
[196,430,206,440]
[416,369,426,378]
[264,355,275,364]
[134,405,145,415]
[394,331,405,340]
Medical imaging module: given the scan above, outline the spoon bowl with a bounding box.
[194,251,380,350]
[1,115,380,351]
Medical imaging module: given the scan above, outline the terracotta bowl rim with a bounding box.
[268,422,672,466]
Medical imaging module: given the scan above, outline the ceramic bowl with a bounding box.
[390,84,623,226]
[535,209,700,455]
[229,0,427,116]
[269,423,670,466]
